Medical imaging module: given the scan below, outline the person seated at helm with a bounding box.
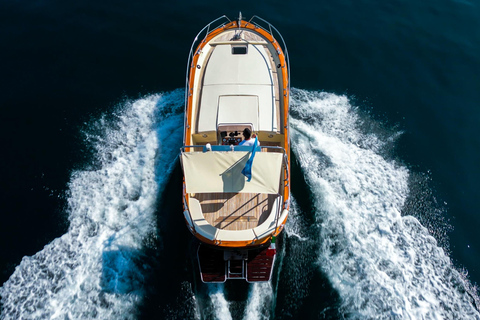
[239,128,260,147]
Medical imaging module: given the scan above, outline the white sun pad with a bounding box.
[181,151,283,194]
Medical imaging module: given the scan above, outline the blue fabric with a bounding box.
[241,137,258,182]
[233,146,261,152]
[203,145,231,152]
[203,145,261,152]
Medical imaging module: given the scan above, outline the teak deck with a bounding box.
[193,193,278,230]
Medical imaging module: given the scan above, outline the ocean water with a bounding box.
[1,1,480,319]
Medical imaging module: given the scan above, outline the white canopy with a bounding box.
[181,151,283,194]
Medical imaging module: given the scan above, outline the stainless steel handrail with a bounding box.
[180,145,208,152]
[246,15,291,155]
[181,145,286,155]
[246,15,290,90]
[184,15,231,144]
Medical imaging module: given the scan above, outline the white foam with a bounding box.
[285,197,309,242]
[208,284,233,320]
[243,282,273,320]
[290,88,480,319]
[0,90,184,319]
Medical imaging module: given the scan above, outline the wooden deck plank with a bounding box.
[193,193,277,231]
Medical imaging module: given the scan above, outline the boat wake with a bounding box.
[243,282,273,320]
[208,285,232,320]
[1,88,479,319]
[290,88,480,319]
[0,90,184,319]
[198,282,273,320]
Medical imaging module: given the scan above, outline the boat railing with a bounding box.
[184,14,291,144]
[180,144,288,161]
[180,145,288,174]
[184,15,232,144]
[245,15,290,89]
[180,145,211,152]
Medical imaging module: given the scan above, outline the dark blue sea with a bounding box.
[1,1,480,319]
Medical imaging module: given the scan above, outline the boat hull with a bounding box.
[181,15,290,282]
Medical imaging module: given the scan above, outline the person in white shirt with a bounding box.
[239,128,260,147]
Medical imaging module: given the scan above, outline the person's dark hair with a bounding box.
[243,128,252,140]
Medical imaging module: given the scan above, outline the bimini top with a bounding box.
[181,151,283,194]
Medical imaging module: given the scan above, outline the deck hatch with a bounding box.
[217,95,259,130]
[232,45,248,55]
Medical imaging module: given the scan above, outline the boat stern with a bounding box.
[197,240,277,283]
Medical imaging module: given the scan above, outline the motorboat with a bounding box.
[181,13,290,282]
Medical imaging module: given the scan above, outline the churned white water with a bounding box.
[2,87,479,319]
[290,88,480,319]
[0,90,184,319]
[208,284,233,320]
[243,282,273,320]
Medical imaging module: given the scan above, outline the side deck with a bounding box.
[192,193,278,231]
